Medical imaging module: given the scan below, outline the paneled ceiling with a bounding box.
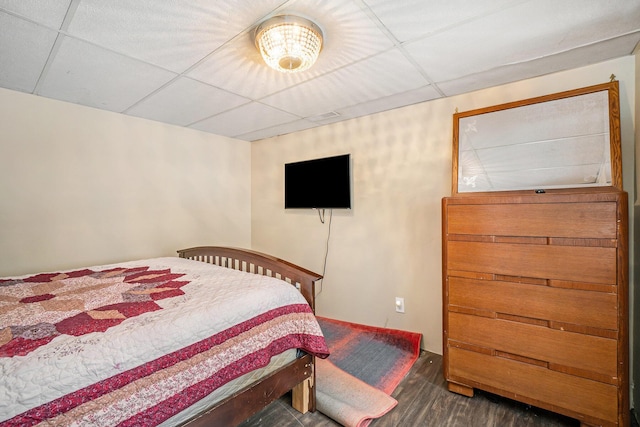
[1,0,639,142]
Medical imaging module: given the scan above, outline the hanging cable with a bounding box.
[317,209,333,295]
[317,208,325,224]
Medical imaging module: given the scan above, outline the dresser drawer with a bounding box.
[448,276,618,330]
[448,347,618,424]
[448,312,617,380]
[446,202,617,238]
[447,241,617,284]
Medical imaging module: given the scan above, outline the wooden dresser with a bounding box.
[442,188,628,427]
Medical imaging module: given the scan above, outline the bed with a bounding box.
[0,246,329,426]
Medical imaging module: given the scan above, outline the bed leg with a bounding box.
[292,377,313,413]
[292,358,315,414]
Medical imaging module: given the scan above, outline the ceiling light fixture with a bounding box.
[254,15,323,73]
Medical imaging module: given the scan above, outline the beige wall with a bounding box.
[0,88,252,276]
[251,56,637,356]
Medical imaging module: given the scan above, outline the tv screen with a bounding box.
[285,154,351,209]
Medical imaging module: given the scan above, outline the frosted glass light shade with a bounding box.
[254,15,323,73]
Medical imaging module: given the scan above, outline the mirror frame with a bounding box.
[451,81,621,194]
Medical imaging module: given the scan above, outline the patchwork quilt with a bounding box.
[0,257,329,426]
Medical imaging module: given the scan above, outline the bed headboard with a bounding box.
[177,246,321,312]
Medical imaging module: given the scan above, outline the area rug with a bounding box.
[315,317,422,427]
[316,358,397,427]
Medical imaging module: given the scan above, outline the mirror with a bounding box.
[452,81,621,194]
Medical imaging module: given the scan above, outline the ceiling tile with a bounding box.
[0,13,58,92]
[126,77,251,126]
[336,85,442,121]
[543,0,640,48]
[237,119,320,141]
[37,36,177,112]
[260,48,429,118]
[66,0,287,73]
[362,0,518,42]
[186,38,310,101]
[189,102,300,138]
[0,0,71,28]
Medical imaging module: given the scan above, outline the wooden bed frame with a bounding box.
[176,246,322,427]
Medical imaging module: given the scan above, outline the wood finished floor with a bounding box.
[239,351,583,427]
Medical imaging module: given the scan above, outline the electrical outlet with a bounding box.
[395,297,405,313]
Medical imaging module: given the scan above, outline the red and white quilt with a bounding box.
[0,257,329,426]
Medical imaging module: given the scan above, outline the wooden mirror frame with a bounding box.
[452,81,621,195]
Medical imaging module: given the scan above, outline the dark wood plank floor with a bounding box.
[239,351,585,427]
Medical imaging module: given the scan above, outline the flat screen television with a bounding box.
[284,154,351,209]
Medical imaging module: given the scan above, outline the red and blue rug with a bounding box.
[317,317,422,394]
